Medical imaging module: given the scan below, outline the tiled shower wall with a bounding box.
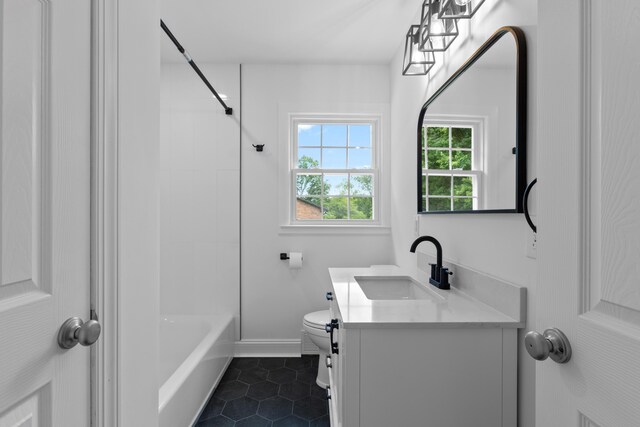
[159,64,240,330]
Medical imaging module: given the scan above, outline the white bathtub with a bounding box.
[158,315,234,427]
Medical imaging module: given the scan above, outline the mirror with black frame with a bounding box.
[417,26,527,214]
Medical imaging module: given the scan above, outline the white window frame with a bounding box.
[422,117,485,211]
[289,114,381,226]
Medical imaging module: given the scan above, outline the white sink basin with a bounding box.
[354,276,439,301]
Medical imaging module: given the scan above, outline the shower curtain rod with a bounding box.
[160,20,233,115]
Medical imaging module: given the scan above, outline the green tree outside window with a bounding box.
[422,125,477,211]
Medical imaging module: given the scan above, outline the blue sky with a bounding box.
[298,124,372,169]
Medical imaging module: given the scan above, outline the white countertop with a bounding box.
[329,266,524,329]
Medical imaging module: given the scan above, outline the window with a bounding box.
[421,119,482,211]
[291,116,379,223]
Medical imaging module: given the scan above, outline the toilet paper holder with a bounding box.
[280,252,303,269]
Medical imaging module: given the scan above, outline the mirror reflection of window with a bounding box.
[421,120,482,211]
[417,27,526,213]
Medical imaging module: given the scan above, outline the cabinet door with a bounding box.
[359,328,504,427]
[328,301,343,426]
[340,327,361,427]
[334,320,344,426]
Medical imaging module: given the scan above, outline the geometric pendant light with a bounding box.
[402,25,436,76]
[419,0,459,52]
[438,0,486,19]
[401,0,487,76]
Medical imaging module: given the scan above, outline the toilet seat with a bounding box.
[303,310,330,330]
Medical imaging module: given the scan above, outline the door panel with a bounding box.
[1,0,46,293]
[537,0,640,426]
[0,387,50,427]
[598,0,640,314]
[0,0,91,424]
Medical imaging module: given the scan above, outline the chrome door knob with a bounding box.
[524,327,572,363]
[58,317,102,349]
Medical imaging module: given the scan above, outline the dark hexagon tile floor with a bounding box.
[196,356,329,427]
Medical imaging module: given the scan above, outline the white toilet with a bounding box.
[303,309,331,388]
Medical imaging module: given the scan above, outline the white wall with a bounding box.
[388,2,538,427]
[241,64,394,344]
[117,0,160,424]
[159,64,240,329]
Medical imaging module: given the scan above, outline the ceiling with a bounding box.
[160,0,421,64]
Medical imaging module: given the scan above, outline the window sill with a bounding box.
[279,224,391,236]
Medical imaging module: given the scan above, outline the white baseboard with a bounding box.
[234,339,302,357]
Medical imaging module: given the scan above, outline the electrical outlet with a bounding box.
[526,229,537,259]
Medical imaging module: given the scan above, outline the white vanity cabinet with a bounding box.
[326,266,525,427]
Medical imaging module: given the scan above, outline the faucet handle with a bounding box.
[439,267,453,289]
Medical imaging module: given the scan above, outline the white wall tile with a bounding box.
[214,241,240,317]
[159,64,240,325]
[216,170,240,245]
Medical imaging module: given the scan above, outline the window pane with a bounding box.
[322,148,347,169]
[422,129,427,168]
[348,125,371,147]
[421,175,427,209]
[324,174,348,196]
[296,173,323,196]
[429,197,451,211]
[453,198,473,211]
[426,126,449,148]
[292,118,379,223]
[428,175,451,196]
[452,150,471,170]
[323,197,349,219]
[451,127,472,149]
[427,149,450,169]
[298,124,321,147]
[322,125,347,147]
[348,148,372,169]
[298,148,321,168]
[296,197,323,220]
[350,197,373,220]
[350,174,373,196]
[453,176,473,197]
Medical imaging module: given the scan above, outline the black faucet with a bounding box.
[409,236,452,290]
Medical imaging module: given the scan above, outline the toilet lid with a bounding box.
[303,310,330,328]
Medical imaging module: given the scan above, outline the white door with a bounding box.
[536,0,640,426]
[0,0,92,425]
